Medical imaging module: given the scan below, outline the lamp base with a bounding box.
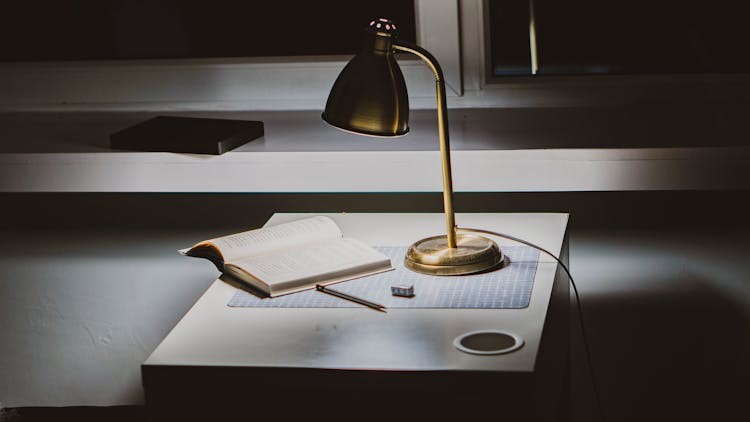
[405,234,506,276]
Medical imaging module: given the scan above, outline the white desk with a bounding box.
[142,213,569,421]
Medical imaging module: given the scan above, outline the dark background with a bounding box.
[490,0,750,75]
[0,0,416,61]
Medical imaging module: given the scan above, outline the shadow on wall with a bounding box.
[572,244,749,422]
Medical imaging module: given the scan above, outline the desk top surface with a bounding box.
[143,212,568,373]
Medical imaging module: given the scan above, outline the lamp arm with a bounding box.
[393,40,457,248]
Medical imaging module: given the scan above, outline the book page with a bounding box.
[197,216,342,263]
[230,238,392,296]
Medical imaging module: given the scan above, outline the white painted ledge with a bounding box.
[1,109,748,193]
[1,147,747,193]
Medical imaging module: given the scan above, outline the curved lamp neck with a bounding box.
[393,40,457,248]
[393,40,445,81]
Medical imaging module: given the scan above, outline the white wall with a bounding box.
[1,192,748,422]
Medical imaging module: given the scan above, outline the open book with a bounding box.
[180,216,393,297]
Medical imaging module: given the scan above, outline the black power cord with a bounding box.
[457,227,605,422]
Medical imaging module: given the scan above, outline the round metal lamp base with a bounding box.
[405,234,506,276]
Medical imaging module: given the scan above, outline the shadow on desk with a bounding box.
[219,272,269,298]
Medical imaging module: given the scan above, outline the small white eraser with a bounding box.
[391,284,415,298]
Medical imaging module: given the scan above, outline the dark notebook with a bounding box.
[110,116,264,155]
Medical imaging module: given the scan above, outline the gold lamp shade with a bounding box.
[322,19,409,137]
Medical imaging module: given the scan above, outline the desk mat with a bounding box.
[227,246,538,309]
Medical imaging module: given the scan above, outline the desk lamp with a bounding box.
[323,18,505,276]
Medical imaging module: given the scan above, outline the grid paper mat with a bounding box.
[227,246,539,309]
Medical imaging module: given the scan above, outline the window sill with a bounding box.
[1,108,748,193]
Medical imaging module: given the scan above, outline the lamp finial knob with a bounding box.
[367,18,398,37]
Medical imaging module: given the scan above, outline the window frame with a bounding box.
[464,0,750,107]
[0,0,462,111]
[1,0,748,111]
